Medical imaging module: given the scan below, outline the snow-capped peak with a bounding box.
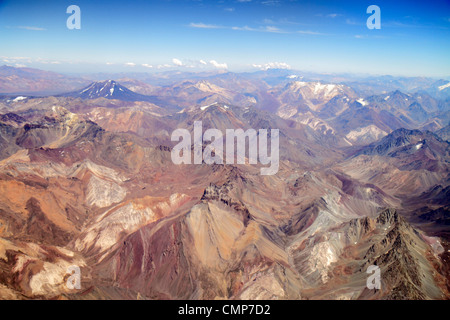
[438,82,450,91]
[357,98,368,106]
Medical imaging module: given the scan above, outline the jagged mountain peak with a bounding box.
[376,208,402,225]
[285,80,345,93]
[356,127,449,161]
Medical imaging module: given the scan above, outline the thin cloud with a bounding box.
[317,13,341,18]
[264,26,284,33]
[142,64,153,68]
[384,20,448,30]
[354,34,387,40]
[190,22,323,35]
[125,62,136,67]
[260,18,307,27]
[231,25,255,31]
[278,18,305,26]
[232,25,286,33]
[297,30,327,35]
[261,0,280,6]
[30,58,62,65]
[189,22,222,29]
[157,64,171,69]
[263,18,275,24]
[172,58,183,66]
[1,56,32,64]
[35,58,49,64]
[252,62,291,70]
[17,26,46,31]
[5,56,30,60]
[210,60,228,69]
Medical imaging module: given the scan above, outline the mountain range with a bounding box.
[0,65,448,300]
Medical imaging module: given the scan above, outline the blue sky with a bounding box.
[0,0,449,77]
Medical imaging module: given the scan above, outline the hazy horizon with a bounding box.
[2,64,450,82]
[1,0,449,77]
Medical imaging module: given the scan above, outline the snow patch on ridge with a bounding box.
[357,98,368,106]
[346,125,387,144]
[200,102,218,110]
[438,82,450,91]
